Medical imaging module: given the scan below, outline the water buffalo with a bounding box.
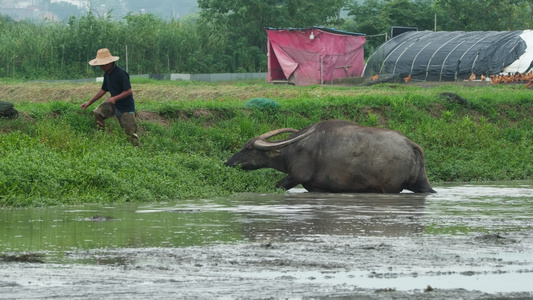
[226,120,436,193]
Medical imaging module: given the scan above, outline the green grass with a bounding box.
[1,81,532,207]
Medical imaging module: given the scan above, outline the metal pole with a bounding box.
[125,45,129,73]
[320,56,323,84]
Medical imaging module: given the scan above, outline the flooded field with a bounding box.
[1,182,533,299]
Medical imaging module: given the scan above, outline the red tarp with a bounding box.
[267,28,366,85]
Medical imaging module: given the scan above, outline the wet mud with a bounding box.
[1,182,533,299]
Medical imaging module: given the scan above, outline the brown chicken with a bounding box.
[403,74,411,83]
[502,74,513,83]
[490,75,504,84]
[468,73,476,81]
[522,71,533,82]
[370,74,379,81]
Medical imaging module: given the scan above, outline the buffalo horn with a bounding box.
[257,128,299,140]
[253,127,315,150]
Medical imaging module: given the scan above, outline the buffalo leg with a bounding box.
[276,175,300,190]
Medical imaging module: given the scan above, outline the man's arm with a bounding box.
[106,88,132,105]
[81,89,107,109]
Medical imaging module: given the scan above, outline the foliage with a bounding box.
[433,0,533,31]
[342,0,533,57]
[195,0,348,72]
[344,0,533,33]
[1,81,532,207]
[198,0,347,53]
[0,12,246,79]
[345,0,435,35]
[1,1,533,79]
[0,0,347,79]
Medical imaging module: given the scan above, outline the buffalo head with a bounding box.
[226,127,314,170]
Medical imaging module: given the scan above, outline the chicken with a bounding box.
[403,74,411,83]
[502,74,513,83]
[468,73,476,81]
[490,75,504,84]
[370,74,379,81]
[480,74,486,81]
[526,81,533,89]
[522,72,533,82]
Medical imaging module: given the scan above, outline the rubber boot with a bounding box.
[119,112,141,147]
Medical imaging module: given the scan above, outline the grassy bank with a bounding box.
[1,79,532,207]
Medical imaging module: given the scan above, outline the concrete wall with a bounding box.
[97,72,266,83]
[179,72,267,82]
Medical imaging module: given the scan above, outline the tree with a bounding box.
[382,0,435,29]
[344,0,388,36]
[344,0,436,55]
[343,0,533,58]
[345,0,436,34]
[434,0,533,31]
[197,0,348,70]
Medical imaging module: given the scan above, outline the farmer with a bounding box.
[81,48,140,147]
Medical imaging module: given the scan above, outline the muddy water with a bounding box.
[1,182,533,299]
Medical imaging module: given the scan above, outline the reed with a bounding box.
[0,12,264,80]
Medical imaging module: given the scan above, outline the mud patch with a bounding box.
[1,182,533,299]
[474,233,516,245]
[0,253,45,263]
[2,230,532,299]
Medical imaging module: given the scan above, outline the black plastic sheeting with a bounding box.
[363,30,527,81]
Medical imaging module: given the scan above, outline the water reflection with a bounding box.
[0,182,532,260]
[234,191,428,241]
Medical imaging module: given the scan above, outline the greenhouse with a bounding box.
[363,30,533,81]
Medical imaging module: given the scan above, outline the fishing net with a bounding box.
[244,98,281,110]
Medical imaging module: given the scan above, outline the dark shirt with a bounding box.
[101,64,135,112]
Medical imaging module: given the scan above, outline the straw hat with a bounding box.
[88,48,119,66]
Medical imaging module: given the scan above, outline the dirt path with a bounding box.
[0,79,498,104]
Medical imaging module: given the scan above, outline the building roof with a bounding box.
[267,26,365,36]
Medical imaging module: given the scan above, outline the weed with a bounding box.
[1,81,532,206]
